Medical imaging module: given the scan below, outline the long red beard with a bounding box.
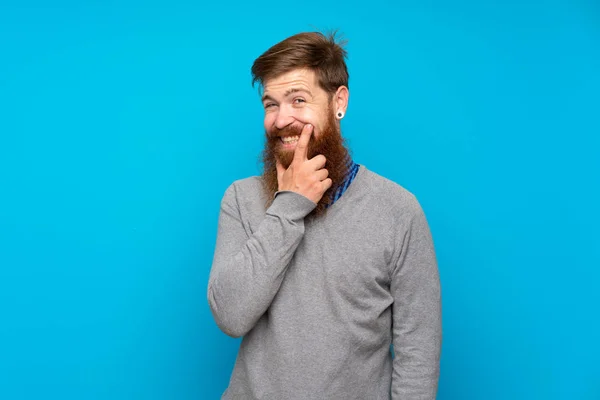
[261,109,351,218]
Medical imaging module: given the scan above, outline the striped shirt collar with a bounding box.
[324,155,360,208]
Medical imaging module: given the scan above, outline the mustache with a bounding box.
[267,124,305,138]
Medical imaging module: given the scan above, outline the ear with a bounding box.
[333,86,349,119]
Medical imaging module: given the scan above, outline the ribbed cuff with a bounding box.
[267,190,317,220]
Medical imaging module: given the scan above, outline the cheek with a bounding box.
[264,114,275,130]
[309,115,328,136]
[298,107,316,121]
[295,109,320,129]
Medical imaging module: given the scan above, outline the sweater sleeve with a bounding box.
[390,199,442,399]
[207,182,317,338]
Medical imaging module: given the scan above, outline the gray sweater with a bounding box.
[208,165,442,399]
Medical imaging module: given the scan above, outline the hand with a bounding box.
[275,124,333,204]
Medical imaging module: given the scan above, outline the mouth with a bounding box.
[279,135,300,148]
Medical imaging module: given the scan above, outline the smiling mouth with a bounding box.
[280,135,300,146]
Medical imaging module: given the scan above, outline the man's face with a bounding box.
[262,68,334,165]
[260,68,350,217]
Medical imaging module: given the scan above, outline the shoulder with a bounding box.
[358,165,424,219]
[221,175,266,211]
[224,175,262,197]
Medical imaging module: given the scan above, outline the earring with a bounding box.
[336,111,344,119]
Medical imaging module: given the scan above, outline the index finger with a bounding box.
[276,159,285,181]
[293,124,313,163]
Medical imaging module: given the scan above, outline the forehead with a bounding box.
[263,68,319,94]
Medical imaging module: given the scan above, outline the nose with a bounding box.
[274,105,295,130]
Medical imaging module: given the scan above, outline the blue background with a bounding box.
[1,0,598,399]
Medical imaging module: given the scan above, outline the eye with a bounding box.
[293,98,306,104]
[264,103,276,109]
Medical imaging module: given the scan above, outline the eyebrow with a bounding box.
[262,88,313,103]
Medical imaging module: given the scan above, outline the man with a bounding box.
[208,31,442,399]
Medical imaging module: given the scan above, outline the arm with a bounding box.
[390,199,442,399]
[207,183,316,338]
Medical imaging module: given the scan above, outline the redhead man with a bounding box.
[208,31,442,400]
